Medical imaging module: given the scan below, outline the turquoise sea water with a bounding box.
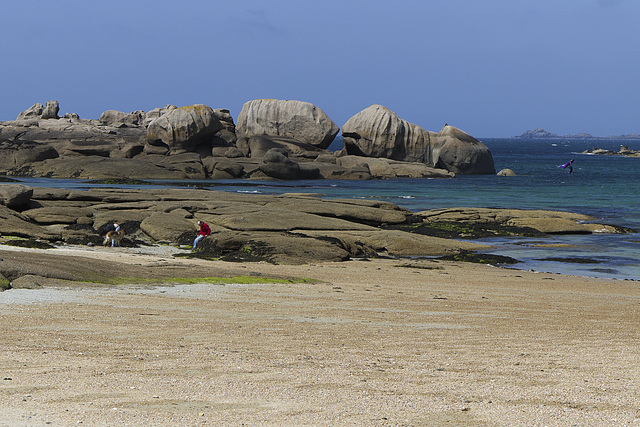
[12,138,640,280]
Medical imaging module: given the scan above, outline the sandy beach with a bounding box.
[1,246,639,426]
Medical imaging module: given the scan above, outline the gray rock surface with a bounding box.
[342,106,495,174]
[0,184,629,275]
[19,155,205,180]
[337,156,454,179]
[16,103,44,120]
[236,99,339,149]
[431,126,495,174]
[0,186,494,265]
[140,209,195,242]
[0,184,34,208]
[342,104,435,164]
[146,104,225,154]
[0,114,147,159]
[41,101,60,120]
[417,207,626,234]
[246,135,330,160]
[0,141,59,172]
[1,100,496,180]
[497,168,516,176]
[99,110,145,127]
[259,149,320,180]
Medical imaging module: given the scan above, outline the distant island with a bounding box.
[515,128,640,140]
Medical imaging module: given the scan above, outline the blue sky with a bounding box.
[2,0,638,137]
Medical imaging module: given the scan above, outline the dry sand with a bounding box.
[1,245,639,426]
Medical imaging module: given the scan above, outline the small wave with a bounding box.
[399,196,416,199]
[237,190,262,194]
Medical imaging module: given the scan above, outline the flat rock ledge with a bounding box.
[0,185,628,288]
[416,207,631,234]
[582,146,640,157]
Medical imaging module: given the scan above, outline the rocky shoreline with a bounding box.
[0,182,631,289]
[582,145,640,157]
[0,99,495,181]
[517,128,640,140]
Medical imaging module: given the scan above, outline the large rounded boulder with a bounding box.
[146,104,224,153]
[0,184,34,209]
[236,99,339,149]
[431,125,495,174]
[341,105,434,164]
[99,109,145,127]
[342,105,495,175]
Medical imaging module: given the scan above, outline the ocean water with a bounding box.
[11,138,640,280]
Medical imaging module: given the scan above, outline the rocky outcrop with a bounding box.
[582,146,640,158]
[0,186,628,277]
[18,154,207,180]
[236,99,339,149]
[431,125,495,174]
[16,103,45,120]
[342,105,434,164]
[42,101,60,120]
[342,106,494,174]
[146,104,225,154]
[144,105,176,126]
[99,109,145,127]
[497,168,516,176]
[1,113,147,158]
[0,184,33,208]
[245,134,330,160]
[416,207,630,234]
[16,101,60,120]
[1,99,495,180]
[258,149,320,180]
[0,186,490,266]
[336,156,454,179]
[0,141,59,171]
[517,128,561,139]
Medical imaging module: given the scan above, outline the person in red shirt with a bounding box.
[193,220,211,249]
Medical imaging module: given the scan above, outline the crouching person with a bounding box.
[193,220,211,249]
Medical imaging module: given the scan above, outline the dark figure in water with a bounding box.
[560,159,574,174]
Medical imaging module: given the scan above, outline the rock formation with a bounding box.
[431,125,495,174]
[582,146,640,158]
[41,100,60,120]
[0,185,486,266]
[0,99,495,180]
[342,105,494,174]
[341,105,434,164]
[236,99,339,149]
[0,185,627,278]
[416,207,629,234]
[497,168,516,176]
[147,104,224,154]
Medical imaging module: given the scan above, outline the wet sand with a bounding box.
[1,247,639,426]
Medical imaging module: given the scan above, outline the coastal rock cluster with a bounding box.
[517,128,640,140]
[416,207,629,234]
[0,184,628,276]
[0,99,495,180]
[0,184,486,267]
[582,146,640,157]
